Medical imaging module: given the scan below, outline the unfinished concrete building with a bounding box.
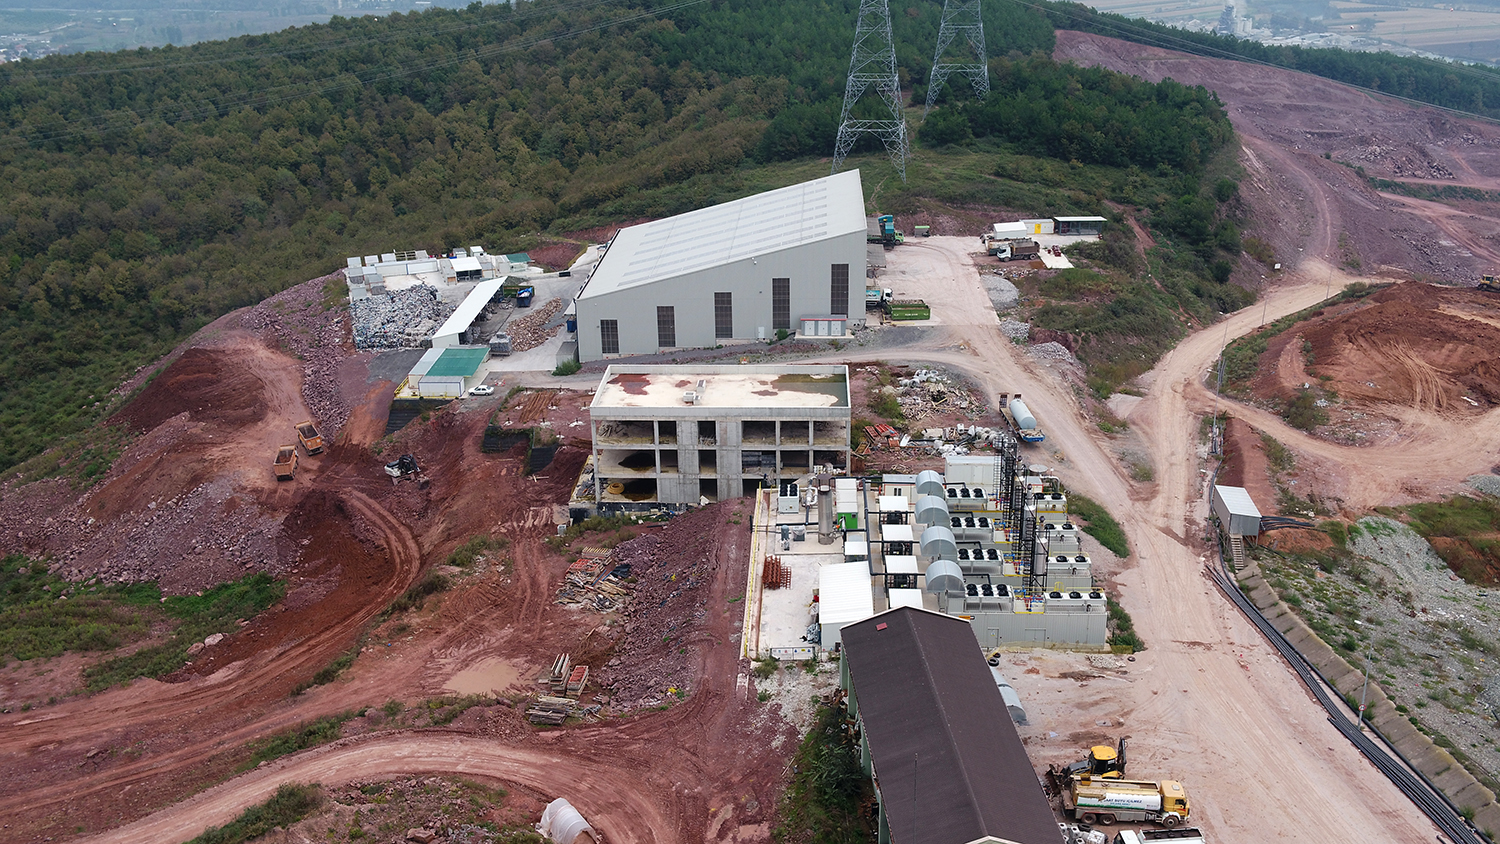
[589,364,850,505]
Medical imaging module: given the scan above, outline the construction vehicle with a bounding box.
[1062,776,1191,828]
[295,420,324,455]
[1112,829,1206,844]
[999,393,1046,444]
[865,286,893,309]
[990,239,1040,262]
[273,446,298,481]
[1066,739,1127,780]
[868,214,902,246]
[384,453,428,487]
[883,299,930,320]
[1479,274,1500,293]
[914,224,931,237]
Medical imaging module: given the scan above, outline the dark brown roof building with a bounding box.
[839,606,1061,844]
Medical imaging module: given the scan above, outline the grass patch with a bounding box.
[188,783,325,844]
[82,572,284,692]
[425,693,489,726]
[242,713,357,770]
[552,359,582,376]
[773,703,872,844]
[293,638,364,695]
[381,571,451,619]
[1404,495,1500,585]
[870,390,904,425]
[447,534,509,569]
[1065,492,1130,558]
[1106,596,1144,652]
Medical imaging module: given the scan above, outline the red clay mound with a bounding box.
[1299,285,1500,410]
[1246,284,1500,424]
[113,347,266,431]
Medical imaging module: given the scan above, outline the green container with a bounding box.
[839,513,858,530]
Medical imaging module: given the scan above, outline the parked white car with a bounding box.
[468,384,495,397]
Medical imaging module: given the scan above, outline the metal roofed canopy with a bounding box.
[427,346,489,378]
[590,364,849,411]
[578,171,868,299]
[841,607,1061,844]
[433,279,504,341]
[1213,484,1262,518]
[819,561,875,627]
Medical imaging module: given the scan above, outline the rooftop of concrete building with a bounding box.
[578,170,867,300]
[591,365,849,411]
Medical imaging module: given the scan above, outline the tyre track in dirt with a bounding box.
[0,489,423,826]
[79,734,675,844]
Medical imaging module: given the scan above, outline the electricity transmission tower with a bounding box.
[924,0,989,117]
[832,0,908,181]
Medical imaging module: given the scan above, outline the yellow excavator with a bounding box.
[1479,274,1500,293]
[1066,738,1127,780]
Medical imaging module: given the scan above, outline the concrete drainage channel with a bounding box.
[1209,559,1490,844]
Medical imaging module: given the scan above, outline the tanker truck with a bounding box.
[1062,776,1190,828]
[999,393,1045,443]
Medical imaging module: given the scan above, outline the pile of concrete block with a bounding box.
[350,285,454,349]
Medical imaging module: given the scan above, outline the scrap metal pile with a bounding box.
[892,367,986,420]
[350,285,454,349]
[555,548,632,612]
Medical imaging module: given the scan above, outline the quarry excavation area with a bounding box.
[8,30,1500,844]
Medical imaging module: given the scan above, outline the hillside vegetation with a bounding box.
[0,0,1469,471]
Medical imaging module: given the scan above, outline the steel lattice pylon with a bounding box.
[924,0,989,117]
[832,0,907,181]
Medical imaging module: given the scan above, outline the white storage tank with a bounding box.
[1008,397,1037,430]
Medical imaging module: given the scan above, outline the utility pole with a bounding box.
[832,0,908,181]
[924,0,989,117]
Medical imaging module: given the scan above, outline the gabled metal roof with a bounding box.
[841,607,1060,844]
[579,170,867,299]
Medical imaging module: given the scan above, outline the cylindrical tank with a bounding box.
[1008,397,1037,430]
[817,476,835,545]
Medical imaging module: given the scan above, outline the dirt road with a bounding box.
[82,735,675,844]
[811,237,1444,840]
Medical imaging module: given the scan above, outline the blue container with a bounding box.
[517,288,534,308]
[566,316,578,333]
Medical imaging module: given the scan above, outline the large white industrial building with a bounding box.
[574,170,869,362]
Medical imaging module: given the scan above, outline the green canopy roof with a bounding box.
[428,346,487,377]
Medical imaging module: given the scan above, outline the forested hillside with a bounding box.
[0,0,1057,472]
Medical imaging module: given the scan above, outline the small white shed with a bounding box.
[819,562,875,649]
[1212,484,1261,537]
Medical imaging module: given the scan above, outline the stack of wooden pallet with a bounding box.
[527,696,576,725]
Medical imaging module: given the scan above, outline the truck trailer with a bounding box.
[865,287,893,309]
[884,299,930,321]
[989,239,1040,262]
[1112,829,1206,844]
[273,446,298,481]
[1000,394,1045,443]
[1063,777,1190,828]
[295,420,324,455]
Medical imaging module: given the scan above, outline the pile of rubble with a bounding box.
[47,475,286,590]
[241,271,359,436]
[506,297,566,352]
[998,318,1031,341]
[555,549,631,611]
[350,285,453,349]
[892,368,985,421]
[595,506,730,711]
